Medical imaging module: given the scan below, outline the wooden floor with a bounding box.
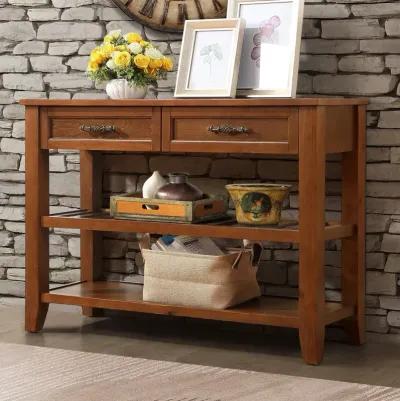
[1,299,399,388]
[42,281,354,329]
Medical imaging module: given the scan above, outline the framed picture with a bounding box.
[227,0,304,97]
[174,19,245,98]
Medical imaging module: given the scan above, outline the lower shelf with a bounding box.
[42,281,354,329]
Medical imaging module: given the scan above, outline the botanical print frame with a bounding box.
[227,0,304,97]
[174,19,245,98]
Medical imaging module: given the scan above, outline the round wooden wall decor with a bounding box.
[110,0,228,33]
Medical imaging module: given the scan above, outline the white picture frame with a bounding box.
[174,18,245,98]
[227,0,304,97]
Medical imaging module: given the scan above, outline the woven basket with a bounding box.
[140,237,261,310]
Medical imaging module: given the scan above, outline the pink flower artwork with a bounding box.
[251,15,281,68]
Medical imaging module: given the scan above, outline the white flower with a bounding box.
[106,59,117,70]
[108,29,121,39]
[128,42,143,55]
[145,47,163,59]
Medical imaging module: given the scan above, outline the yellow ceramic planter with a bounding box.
[226,184,291,225]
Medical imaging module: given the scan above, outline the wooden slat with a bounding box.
[324,223,354,240]
[42,215,353,242]
[20,98,369,107]
[324,304,354,326]
[41,282,354,328]
[47,138,154,151]
[42,215,300,242]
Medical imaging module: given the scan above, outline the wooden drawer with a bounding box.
[41,107,161,151]
[162,107,299,154]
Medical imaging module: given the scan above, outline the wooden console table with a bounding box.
[21,98,367,365]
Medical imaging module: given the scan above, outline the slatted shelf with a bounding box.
[42,211,354,243]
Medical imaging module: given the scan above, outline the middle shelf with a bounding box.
[42,211,354,243]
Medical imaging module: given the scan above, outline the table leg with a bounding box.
[80,150,103,317]
[341,105,366,345]
[298,107,326,365]
[25,106,49,332]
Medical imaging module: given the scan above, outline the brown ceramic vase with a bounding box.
[155,173,204,201]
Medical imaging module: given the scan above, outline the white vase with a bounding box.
[142,171,167,199]
[106,79,147,99]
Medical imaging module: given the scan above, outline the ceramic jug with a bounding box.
[155,173,204,201]
[142,171,167,199]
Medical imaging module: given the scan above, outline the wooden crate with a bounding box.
[110,193,228,223]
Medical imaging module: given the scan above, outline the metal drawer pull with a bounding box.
[80,124,116,133]
[208,124,249,135]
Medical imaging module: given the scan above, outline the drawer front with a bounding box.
[41,107,161,151]
[162,107,299,154]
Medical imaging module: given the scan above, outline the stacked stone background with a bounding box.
[0,0,399,335]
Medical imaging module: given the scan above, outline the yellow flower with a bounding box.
[115,44,128,52]
[125,32,142,43]
[103,35,113,44]
[140,40,150,48]
[100,43,115,58]
[87,60,99,72]
[104,30,121,43]
[90,50,104,65]
[147,68,157,77]
[148,58,163,69]
[134,54,150,69]
[113,51,132,68]
[162,57,173,71]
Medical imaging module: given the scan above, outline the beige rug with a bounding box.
[0,343,399,401]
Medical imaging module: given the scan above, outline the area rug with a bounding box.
[0,343,399,401]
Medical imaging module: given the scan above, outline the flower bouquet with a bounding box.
[87,30,173,99]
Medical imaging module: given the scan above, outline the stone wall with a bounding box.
[0,0,399,335]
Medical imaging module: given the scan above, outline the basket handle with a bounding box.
[138,233,151,251]
[251,242,263,267]
[231,242,262,269]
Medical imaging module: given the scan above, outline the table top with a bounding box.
[20,97,369,107]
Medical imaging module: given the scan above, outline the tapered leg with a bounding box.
[25,106,49,332]
[80,150,103,317]
[298,107,326,365]
[341,106,366,345]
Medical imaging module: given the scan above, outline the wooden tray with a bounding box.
[110,193,228,223]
